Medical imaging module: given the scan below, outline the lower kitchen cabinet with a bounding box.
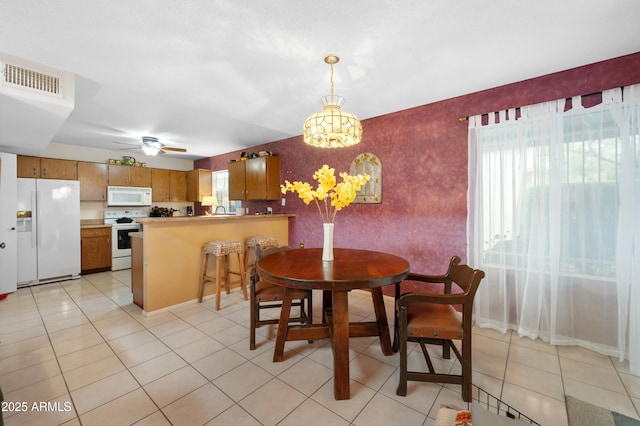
[81,227,111,273]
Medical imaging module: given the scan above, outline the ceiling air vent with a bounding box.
[3,63,60,95]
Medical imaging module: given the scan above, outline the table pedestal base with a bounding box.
[273,287,392,400]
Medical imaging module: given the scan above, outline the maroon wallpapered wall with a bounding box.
[196,52,640,294]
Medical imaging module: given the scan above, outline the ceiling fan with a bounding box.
[115,136,187,156]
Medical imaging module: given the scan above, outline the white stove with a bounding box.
[104,209,146,271]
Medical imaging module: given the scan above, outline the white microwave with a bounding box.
[107,186,152,206]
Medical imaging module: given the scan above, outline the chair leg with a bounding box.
[392,281,400,352]
[215,255,223,310]
[396,306,408,396]
[237,252,248,300]
[306,290,314,343]
[244,246,254,278]
[224,254,231,294]
[461,338,472,402]
[249,292,257,350]
[244,248,250,274]
[442,340,451,359]
[307,291,313,326]
[198,252,207,303]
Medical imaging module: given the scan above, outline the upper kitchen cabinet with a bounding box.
[108,164,151,187]
[152,169,186,202]
[186,169,212,202]
[170,170,187,202]
[229,156,280,200]
[151,168,170,201]
[16,156,40,178]
[77,162,108,201]
[228,161,246,200]
[17,155,77,180]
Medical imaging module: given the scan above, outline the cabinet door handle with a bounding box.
[33,167,37,176]
[43,168,47,176]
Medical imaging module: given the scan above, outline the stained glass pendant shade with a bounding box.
[303,54,362,148]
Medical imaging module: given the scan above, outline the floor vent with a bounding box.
[2,62,60,95]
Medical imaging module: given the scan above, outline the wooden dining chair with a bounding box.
[394,255,485,402]
[249,245,313,350]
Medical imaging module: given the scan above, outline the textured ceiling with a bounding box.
[1,0,639,160]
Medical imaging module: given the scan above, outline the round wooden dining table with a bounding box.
[257,247,410,400]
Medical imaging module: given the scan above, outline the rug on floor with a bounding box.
[566,395,640,426]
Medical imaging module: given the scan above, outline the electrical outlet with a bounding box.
[281,198,286,206]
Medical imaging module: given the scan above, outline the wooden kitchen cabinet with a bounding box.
[108,164,151,187]
[228,156,280,200]
[16,156,41,178]
[78,162,108,200]
[151,168,171,201]
[186,169,212,202]
[170,170,187,201]
[152,169,187,202]
[17,155,77,179]
[81,227,112,273]
[228,161,246,200]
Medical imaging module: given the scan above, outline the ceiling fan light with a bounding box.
[142,145,160,156]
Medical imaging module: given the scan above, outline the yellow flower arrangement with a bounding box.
[281,164,370,223]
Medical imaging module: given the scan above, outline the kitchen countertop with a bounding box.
[136,213,294,224]
[80,221,111,229]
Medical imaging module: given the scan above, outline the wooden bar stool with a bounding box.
[244,236,278,274]
[199,240,247,310]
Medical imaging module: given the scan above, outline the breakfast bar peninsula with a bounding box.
[132,214,294,313]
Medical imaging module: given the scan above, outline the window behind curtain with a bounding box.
[211,170,241,214]
[468,86,640,367]
[480,110,620,279]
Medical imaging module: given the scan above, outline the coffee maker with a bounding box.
[186,206,193,216]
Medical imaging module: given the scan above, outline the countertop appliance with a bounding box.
[107,186,152,207]
[104,209,145,271]
[16,178,81,287]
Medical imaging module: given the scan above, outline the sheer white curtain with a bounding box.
[468,85,640,371]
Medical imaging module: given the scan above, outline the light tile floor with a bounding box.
[1,271,640,425]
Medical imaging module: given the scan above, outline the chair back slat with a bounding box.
[449,263,484,296]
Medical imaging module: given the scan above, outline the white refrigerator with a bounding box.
[0,153,18,296]
[17,178,80,287]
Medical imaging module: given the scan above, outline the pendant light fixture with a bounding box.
[303,54,362,148]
